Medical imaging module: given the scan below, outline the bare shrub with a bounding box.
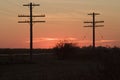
[53,40,79,60]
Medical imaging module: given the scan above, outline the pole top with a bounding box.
[88,12,100,15]
[23,3,40,6]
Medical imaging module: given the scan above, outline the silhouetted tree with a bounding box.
[53,40,79,60]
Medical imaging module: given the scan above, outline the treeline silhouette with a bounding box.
[53,41,120,61]
[53,41,120,80]
[0,48,53,64]
[0,45,120,62]
[0,42,120,65]
[0,48,53,54]
[0,42,120,80]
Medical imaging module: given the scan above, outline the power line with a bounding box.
[0,0,27,14]
[18,2,45,62]
[84,12,104,50]
[0,11,17,19]
[96,29,104,40]
[0,7,18,14]
[5,0,24,8]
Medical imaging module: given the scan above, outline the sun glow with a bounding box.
[25,37,120,48]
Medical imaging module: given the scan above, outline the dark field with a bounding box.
[0,47,120,80]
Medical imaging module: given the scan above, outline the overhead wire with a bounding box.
[96,29,104,40]
[2,0,27,14]
[0,11,18,21]
[5,0,25,9]
[0,0,31,20]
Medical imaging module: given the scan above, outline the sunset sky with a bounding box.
[0,0,120,48]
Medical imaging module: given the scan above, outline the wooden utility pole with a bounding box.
[84,12,104,50]
[18,2,45,62]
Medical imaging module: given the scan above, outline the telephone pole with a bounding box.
[84,12,104,50]
[18,2,45,62]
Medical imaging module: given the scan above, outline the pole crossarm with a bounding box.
[88,13,100,15]
[18,14,45,17]
[84,25,104,27]
[95,25,104,27]
[95,21,104,23]
[84,25,93,27]
[18,21,45,23]
[84,21,93,23]
[84,21,104,23]
[23,3,40,6]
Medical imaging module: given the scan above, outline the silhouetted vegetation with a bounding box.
[53,42,120,80]
[0,48,53,54]
[0,44,120,80]
[0,48,53,64]
[53,41,79,60]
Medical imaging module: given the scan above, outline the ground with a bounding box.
[0,54,103,80]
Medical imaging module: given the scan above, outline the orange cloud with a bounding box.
[97,40,119,43]
[26,38,119,43]
[26,37,77,43]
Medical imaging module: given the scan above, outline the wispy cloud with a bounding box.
[26,37,77,43]
[26,38,120,45]
[26,37,120,48]
[26,37,120,43]
[97,40,119,43]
